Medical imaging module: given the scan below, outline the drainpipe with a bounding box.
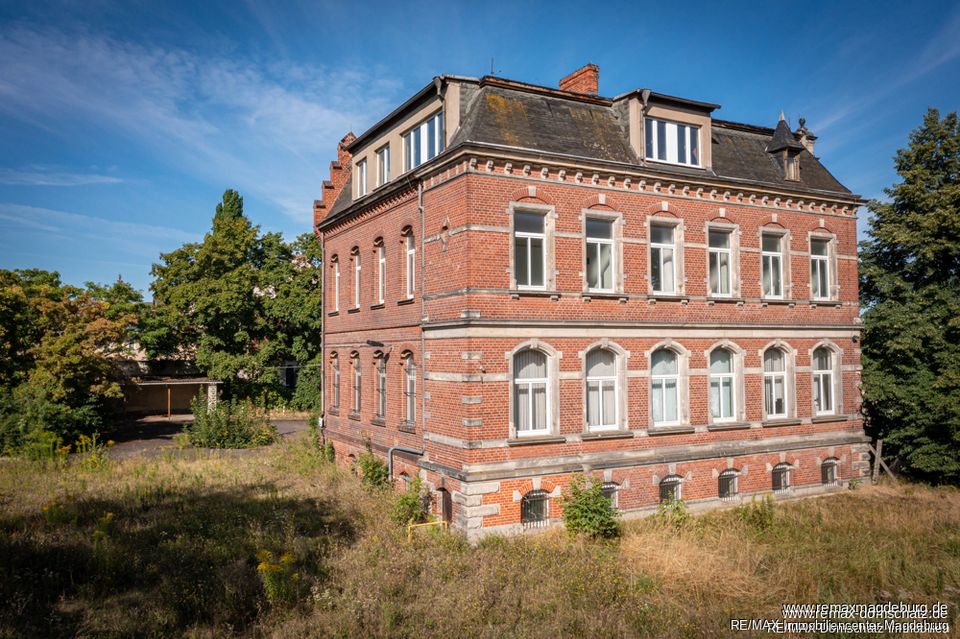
[390,179,428,480]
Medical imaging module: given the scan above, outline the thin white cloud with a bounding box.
[0,165,123,186]
[0,25,402,224]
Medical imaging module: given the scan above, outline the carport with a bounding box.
[122,377,222,417]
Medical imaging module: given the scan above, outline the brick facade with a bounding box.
[315,71,869,539]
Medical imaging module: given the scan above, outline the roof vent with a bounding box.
[559,64,599,95]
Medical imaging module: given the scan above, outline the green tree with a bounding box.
[561,475,621,539]
[860,108,960,482]
[144,190,323,405]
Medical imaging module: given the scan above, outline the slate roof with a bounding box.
[322,77,855,224]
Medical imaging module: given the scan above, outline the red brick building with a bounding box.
[314,65,870,538]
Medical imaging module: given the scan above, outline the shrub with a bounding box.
[561,475,621,539]
[653,497,692,530]
[322,440,336,464]
[185,394,277,449]
[391,478,430,526]
[20,429,68,463]
[356,446,389,490]
[736,494,776,532]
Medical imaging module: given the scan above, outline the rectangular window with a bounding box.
[352,358,361,414]
[405,234,415,299]
[377,244,385,304]
[376,145,390,187]
[404,360,417,423]
[585,218,614,291]
[331,359,340,409]
[376,359,386,419]
[708,229,732,296]
[353,253,361,308]
[718,473,737,499]
[645,118,700,166]
[514,211,546,289]
[403,112,444,171]
[761,233,784,298]
[659,479,681,503]
[356,159,367,197]
[650,223,676,294]
[810,238,830,300]
[333,261,340,312]
[773,466,790,492]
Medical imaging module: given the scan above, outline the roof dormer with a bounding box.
[767,113,804,181]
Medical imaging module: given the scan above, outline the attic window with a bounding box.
[645,117,700,167]
[403,111,444,172]
[785,153,800,181]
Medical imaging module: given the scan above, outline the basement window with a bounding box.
[772,463,791,492]
[821,458,839,485]
[521,490,549,528]
[659,475,682,503]
[718,469,739,500]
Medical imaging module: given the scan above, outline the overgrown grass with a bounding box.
[1,443,958,638]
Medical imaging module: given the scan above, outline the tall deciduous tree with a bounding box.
[860,108,960,482]
[143,190,323,405]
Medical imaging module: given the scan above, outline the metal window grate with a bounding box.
[521,490,549,528]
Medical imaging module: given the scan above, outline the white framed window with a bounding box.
[659,475,682,503]
[404,355,416,424]
[514,349,549,436]
[331,257,340,312]
[376,145,390,187]
[772,463,791,492]
[601,482,619,508]
[377,242,385,305]
[586,348,618,431]
[585,218,614,292]
[709,348,736,423]
[812,347,835,415]
[810,238,830,300]
[761,233,784,298]
[403,111,443,171]
[404,232,415,299]
[763,348,788,419]
[708,229,732,297]
[375,356,387,419]
[330,353,340,409]
[645,117,700,166]
[718,469,739,500]
[514,211,546,289]
[521,490,549,528]
[821,458,839,485]
[650,223,676,294]
[352,249,361,308]
[356,159,368,197]
[351,353,361,414]
[651,349,679,426]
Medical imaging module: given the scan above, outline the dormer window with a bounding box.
[644,117,700,167]
[356,159,368,196]
[376,145,390,187]
[403,111,444,172]
[784,153,800,181]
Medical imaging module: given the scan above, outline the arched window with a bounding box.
[651,349,679,426]
[821,458,839,485]
[718,469,739,500]
[709,348,735,422]
[403,354,417,424]
[351,247,361,308]
[659,475,682,503]
[375,239,386,305]
[763,348,788,419]
[350,352,361,414]
[404,230,416,299]
[331,256,340,312]
[521,489,549,528]
[601,482,619,509]
[772,463,791,492]
[375,354,387,419]
[514,349,549,435]
[586,348,618,431]
[813,347,835,415]
[330,353,340,409]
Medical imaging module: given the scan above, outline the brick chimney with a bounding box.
[313,132,356,233]
[559,64,599,95]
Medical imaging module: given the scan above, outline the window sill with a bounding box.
[399,420,416,434]
[371,417,385,427]
[370,303,385,310]
[327,311,339,317]
[510,289,558,299]
[706,421,751,431]
[707,296,745,305]
[762,418,802,428]
[644,158,705,171]
[581,430,634,441]
[760,298,795,307]
[647,294,689,304]
[347,307,360,314]
[507,435,566,447]
[581,292,627,303]
[811,414,842,423]
[348,412,361,421]
[647,425,695,436]
[327,407,339,416]
[397,298,416,306]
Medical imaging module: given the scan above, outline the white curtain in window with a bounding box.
[651,349,679,425]
[709,348,734,420]
[586,349,617,429]
[515,350,548,433]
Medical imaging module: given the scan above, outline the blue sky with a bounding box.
[1,0,959,294]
